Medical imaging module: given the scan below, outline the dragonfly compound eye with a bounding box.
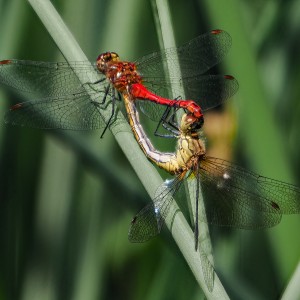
[190,116,204,132]
[96,52,120,72]
[110,52,120,61]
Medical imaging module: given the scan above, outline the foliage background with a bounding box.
[0,0,300,299]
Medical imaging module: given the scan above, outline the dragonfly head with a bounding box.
[180,114,204,134]
[97,52,120,73]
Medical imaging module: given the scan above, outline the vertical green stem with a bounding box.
[151,0,229,297]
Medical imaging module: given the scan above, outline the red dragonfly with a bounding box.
[0,30,238,134]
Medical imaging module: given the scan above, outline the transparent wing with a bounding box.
[136,30,232,80]
[4,92,112,130]
[0,59,104,98]
[0,60,117,130]
[199,157,300,228]
[129,155,300,242]
[128,177,183,242]
[135,30,238,120]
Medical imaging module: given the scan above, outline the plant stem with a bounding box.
[151,0,229,298]
[281,262,300,300]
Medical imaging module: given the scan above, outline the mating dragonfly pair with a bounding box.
[1,30,300,290]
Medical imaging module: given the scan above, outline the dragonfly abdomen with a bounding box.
[123,91,205,175]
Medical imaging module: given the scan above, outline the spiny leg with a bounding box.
[154,106,180,138]
[98,85,116,138]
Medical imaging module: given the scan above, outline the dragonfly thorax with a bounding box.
[97,52,143,92]
[164,114,206,175]
[172,134,206,175]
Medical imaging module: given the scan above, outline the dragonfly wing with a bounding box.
[128,177,183,242]
[0,60,104,98]
[136,30,232,79]
[136,100,168,122]
[4,91,112,130]
[198,156,290,228]
[182,75,239,111]
[128,202,162,243]
[135,30,237,119]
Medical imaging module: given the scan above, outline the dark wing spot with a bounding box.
[224,75,235,80]
[271,201,280,211]
[0,59,12,65]
[211,29,223,35]
[10,103,23,111]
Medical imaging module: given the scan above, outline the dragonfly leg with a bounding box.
[87,77,106,86]
[154,106,180,138]
[99,84,111,105]
[117,92,122,102]
[153,106,171,137]
[83,78,106,92]
[99,86,117,138]
[166,107,181,130]
[90,84,111,110]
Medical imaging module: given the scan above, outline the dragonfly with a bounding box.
[0,30,238,136]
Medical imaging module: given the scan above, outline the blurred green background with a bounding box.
[1,0,300,299]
